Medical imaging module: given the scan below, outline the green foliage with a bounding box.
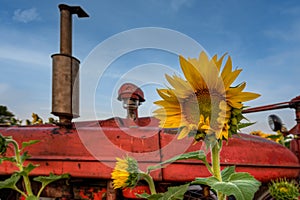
[0,173,20,190]
[21,140,40,151]
[0,156,16,163]
[26,113,58,125]
[0,105,22,125]
[237,122,256,130]
[211,173,261,200]
[0,134,10,154]
[141,152,260,200]
[269,178,299,200]
[138,193,164,200]
[26,195,39,200]
[137,184,189,200]
[19,163,38,176]
[0,105,14,122]
[34,173,70,186]
[0,134,69,198]
[0,104,58,126]
[147,150,207,172]
[192,166,261,200]
[267,131,294,148]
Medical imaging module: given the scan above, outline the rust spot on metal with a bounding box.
[51,128,60,135]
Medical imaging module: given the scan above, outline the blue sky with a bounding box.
[1,0,300,133]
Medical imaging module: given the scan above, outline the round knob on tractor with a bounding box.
[117,83,145,120]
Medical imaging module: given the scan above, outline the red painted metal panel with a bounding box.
[160,132,300,182]
[0,118,162,180]
[0,117,299,184]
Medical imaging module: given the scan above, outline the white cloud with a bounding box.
[0,44,50,67]
[13,8,40,23]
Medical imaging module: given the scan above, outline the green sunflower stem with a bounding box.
[140,173,157,195]
[211,141,226,200]
[7,139,33,197]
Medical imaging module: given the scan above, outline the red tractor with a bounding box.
[0,4,299,200]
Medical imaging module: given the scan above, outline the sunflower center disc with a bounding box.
[182,89,224,129]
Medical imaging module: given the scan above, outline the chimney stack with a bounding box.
[51,4,89,126]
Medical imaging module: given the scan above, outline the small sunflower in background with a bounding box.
[111,156,140,189]
[250,130,294,148]
[111,156,157,194]
[269,178,299,200]
[250,130,276,140]
[154,51,260,141]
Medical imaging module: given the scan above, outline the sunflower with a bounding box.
[269,178,300,200]
[111,156,140,189]
[250,130,281,143]
[154,51,260,141]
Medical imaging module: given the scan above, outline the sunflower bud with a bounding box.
[111,156,140,189]
[232,108,241,116]
[269,178,299,200]
[231,118,238,126]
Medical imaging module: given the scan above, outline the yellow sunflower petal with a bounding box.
[153,51,260,142]
[180,55,205,91]
[223,69,242,90]
[156,89,178,102]
[226,82,246,97]
[230,92,261,102]
[178,126,190,140]
[212,53,228,72]
[227,99,243,109]
[221,56,233,79]
[204,59,220,89]
[165,74,187,90]
[154,100,180,108]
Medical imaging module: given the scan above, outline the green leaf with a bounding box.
[26,195,39,200]
[192,170,261,200]
[33,173,70,187]
[148,151,207,172]
[221,166,235,182]
[192,176,218,186]
[0,156,16,164]
[20,163,38,175]
[266,135,281,139]
[211,172,261,200]
[136,193,163,200]
[0,173,21,189]
[21,140,39,150]
[20,151,31,163]
[161,184,189,200]
[137,184,189,200]
[238,122,256,130]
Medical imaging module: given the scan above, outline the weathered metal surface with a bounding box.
[244,95,300,161]
[118,83,146,120]
[290,96,300,160]
[117,83,145,103]
[160,133,300,182]
[0,117,299,184]
[51,54,80,122]
[51,4,89,125]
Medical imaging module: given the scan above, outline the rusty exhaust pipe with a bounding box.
[51,4,89,126]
